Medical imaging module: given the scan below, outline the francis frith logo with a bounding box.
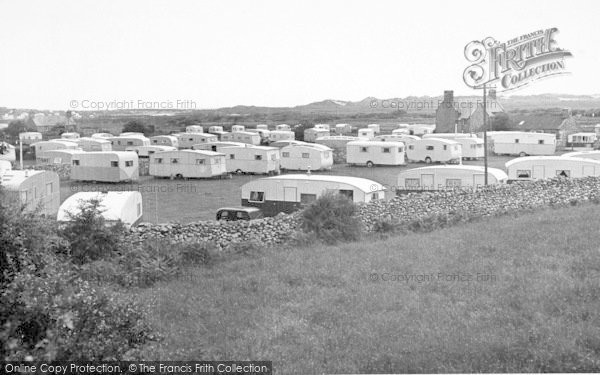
[463,27,573,91]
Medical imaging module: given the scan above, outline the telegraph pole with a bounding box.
[483,83,488,186]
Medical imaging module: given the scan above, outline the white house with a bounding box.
[58,191,143,228]
[71,151,139,182]
[280,144,333,171]
[149,150,227,179]
[240,174,386,216]
[346,140,406,167]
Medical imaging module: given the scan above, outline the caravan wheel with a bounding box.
[425,157,432,164]
[176,174,184,179]
[366,161,374,168]
[235,169,244,175]
[519,152,527,157]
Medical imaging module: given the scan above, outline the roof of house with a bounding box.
[510,114,566,131]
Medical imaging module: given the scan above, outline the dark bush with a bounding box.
[58,198,126,264]
[301,192,362,244]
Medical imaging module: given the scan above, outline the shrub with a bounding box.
[121,238,181,287]
[58,198,126,264]
[372,216,398,233]
[176,241,215,265]
[224,240,262,255]
[301,192,362,244]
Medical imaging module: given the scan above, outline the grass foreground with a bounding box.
[136,203,600,373]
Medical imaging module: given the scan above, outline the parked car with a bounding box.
[215,206,263,221]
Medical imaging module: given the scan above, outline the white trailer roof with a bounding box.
[347,140,405,147]
[562,150,600,157]
[57,191,140,223]
[400,165,508,180]
[0,170,46,189]
[258,174,386,193]
[505,156,600,168]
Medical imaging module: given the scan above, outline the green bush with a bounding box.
[58,198,126,264]
[177,241,215,265]
[301,192,362,244]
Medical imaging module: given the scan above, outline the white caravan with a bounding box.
[276,124,291,131]
[71,151,139,182]
[313,124,330,131]
[357,128,375,140]
[392,128,410,135]
[227,131,262,145]
[36,149,84,165]
[58,191,143,228]
[256,124,269,131]
[149,150,227,179]
[176,133,217,149]
[108,134,151,151]
[185,125,204,133]
[192,141,246,152]
[367,124,381,134]
[61,132,80,140]
[567,132,597,148]
[280,144,333,171]
[346,141,406,167]
[91,133,114,139]
[374,134,420,146]
[126,145,177,158]
[240,174,385,216]
[397,165,508,193]
[269,140,308,149]
[423,134,483,160]
[315,136,360,150]
[150,135,179,148]
[268,130,295,143]
[231,125,245,132]
[0,170,60,216]
[406,138,462,164]
[304,128,330,143]
[485,131,556,156]
[0,160,12,174]
[19,132,43,145]
[76,137,112,152]
[335,124,352,134]
[34,140,80,156]
[505,156,600,181]
[219,145,280,174]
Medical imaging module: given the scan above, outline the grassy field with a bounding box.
[135,203,600,373]
[58,155,515,224]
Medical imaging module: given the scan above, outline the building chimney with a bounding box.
[443,90,454,104]
[489,89,497,100]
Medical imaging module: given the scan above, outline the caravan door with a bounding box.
[532,165,545,179]
[421,174,434,190]
[473,174,485,190]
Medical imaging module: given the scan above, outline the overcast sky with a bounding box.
[1,0,598,110]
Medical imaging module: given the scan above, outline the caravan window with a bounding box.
[426,145,434,151]
[443,145,447,150]
[360,147,368,152]
[270,154,277,161]
[282,152,290,158]
[171,158,179,164]
[302,153,309,158]
[405,178,420,188]
[73,160,80,166]
[255,155,263,161]
[125,160,133,167]
[517,170,531,178]
[300,193,317,204]
[398,147,403,152]
[338,189,354,200]
[111,161,119,167]
[382,147,390,153]
[556,170,571,177]
[229,154,235,159]
[515,139,520,143]
[249,191,264,202]
[155,158,163,164]
[538,139,544,144]
[196,159,205,165]
[371,192,380,200]
[408,145,414,150]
